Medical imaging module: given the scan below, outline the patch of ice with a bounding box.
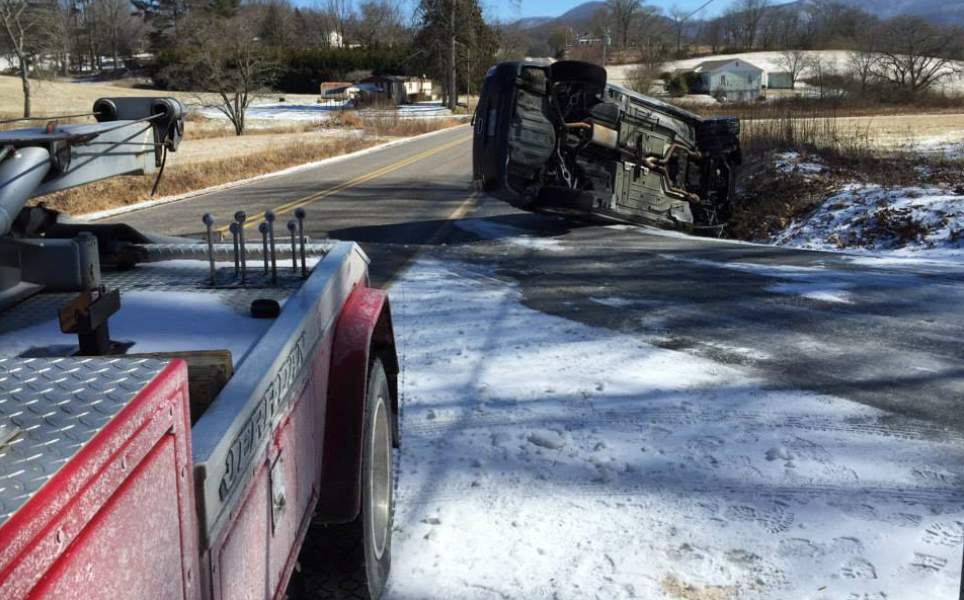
[589,296,635,308]
[766,282,853,304]
[455,218,565,251]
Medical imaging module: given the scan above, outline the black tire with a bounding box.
[549,60,607,88]
[696,117,741,153]
[291,358,394,599]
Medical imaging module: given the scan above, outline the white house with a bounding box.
[689,58,765,101]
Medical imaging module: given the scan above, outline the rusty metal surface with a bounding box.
[0,357,168,529]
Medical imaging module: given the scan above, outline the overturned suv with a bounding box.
[473,60,741,231]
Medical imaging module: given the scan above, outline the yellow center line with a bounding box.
[216,134,472,235]
[384,189,481,289]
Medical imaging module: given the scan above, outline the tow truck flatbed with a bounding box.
[0,98,400,599]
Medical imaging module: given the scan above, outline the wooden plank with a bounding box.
[125,350,233,423]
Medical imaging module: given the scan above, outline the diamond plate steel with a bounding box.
[0,357,168,528]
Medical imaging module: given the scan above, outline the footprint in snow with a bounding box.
[526,430,567,450]
[922,521,964,547]
[841,557,877,579]
[909,552,947,573]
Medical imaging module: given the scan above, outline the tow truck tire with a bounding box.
[292,358,394,599]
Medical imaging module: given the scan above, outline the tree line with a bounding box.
[528,0,963,102]
[1,0,498,124]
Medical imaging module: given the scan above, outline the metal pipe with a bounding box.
[229,222,240,276]
[259,222,269,276]
[202,213,216,285]
[0,146,52,236]
[287,220,297,271]
[294,208,307,278]
[234,211,247,284]
[265,211,277,284]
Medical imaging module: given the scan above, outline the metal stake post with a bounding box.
[295,208,307,278]
[202,213,216,285]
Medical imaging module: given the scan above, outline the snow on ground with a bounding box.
[774,151,826,175]
[196,100,453,124]
[385,253,964,599]
[774,184,964,258]
[913,134,964,160]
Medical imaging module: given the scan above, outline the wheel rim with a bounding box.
[369,395,391,560]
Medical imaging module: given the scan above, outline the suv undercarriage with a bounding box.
[472,60,742,231]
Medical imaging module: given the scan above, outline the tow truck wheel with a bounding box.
[291,358,394,599]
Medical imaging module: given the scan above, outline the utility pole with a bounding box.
[448,0,457,110]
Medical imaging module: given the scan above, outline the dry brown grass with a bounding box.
[34,136,381,215]
[690,94,964,120]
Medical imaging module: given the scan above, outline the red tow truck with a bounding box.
[0,98,398,599]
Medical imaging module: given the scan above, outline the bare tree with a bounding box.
[606,0,640,49]
[161,17,278,135]
[0,0,53,117]
[636,7,668,72]
[777,49,807,89]
[806,53,837,99]
[846,31,880,96]
[325,0,354,46]
[357,0,404,48]
[875,16,961,98]
[668,4,688,56]
[731,0,768,50]
[98,0,146,68]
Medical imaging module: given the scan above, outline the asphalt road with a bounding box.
[102,124,964,435]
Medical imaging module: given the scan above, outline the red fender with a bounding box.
[317,286,399,523]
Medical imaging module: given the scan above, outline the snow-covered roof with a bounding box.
[692,58,764,74]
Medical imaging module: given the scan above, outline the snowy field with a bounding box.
[196,101,453,124]
[384,252,964,599]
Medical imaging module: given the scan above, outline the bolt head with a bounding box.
[259,222,268,233]
[202,213,213,226]
[234,210,247,223]
[287,220,297,232]
[265,210,276,222]
[294,208,306,220]
[229,222,239,234]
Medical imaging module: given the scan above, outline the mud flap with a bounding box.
[316,287,399,524]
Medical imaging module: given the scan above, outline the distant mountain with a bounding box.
[773,0,964,25]
[836,0,964,23]
[511,1,606,32]
[513,16,555,30]
[554,1,607,26]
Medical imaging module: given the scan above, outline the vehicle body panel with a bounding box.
[0,358,199,600]
[473,60,741,231]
